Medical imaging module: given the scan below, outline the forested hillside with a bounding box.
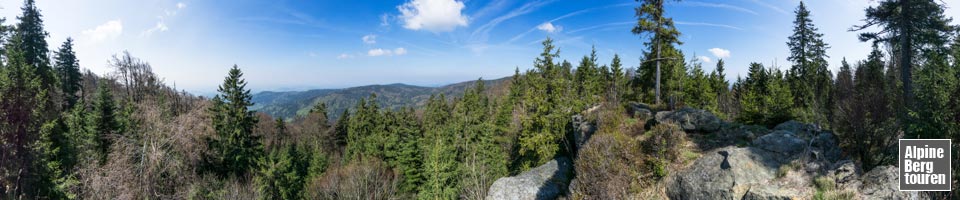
[0,0,959,199]
[251,78,509,120]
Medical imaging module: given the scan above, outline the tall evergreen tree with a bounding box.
[386,108,423,194]
[609,54,627,102]
[204,65,263,179]
[786,1,831,125]
[851,0,954,121]
[54,38,81,109]
[89,82,119,162]
[632,0,682,104]
[420,94,459,200]
[0,1,58,196]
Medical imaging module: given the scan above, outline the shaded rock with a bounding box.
[810,131,842,163]
[773,120,820,139]
[655,107,722,132]
[487,157,573,200]
[571,115,595,151]
[633,108,653,120]
[831,160,861,189]
[858,166,922,200]
[752,130,806,157]
[666,147,779,200]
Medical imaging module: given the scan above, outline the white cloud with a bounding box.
[362,34,377,44]
[367,48,408,56]
[368,48,390,56]
[698,56,712,63]
[82,20,123,42]
[337,53,353,59]
[397,0,469,32]
[177,2,186,9]
[708,48,731,58]
[536,22,561,33]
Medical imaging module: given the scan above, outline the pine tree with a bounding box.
[710,59,732,118]
[54,38,81,110]
[851,0,954,123]
[633,0,682,105]
[205,65,263,179]
[516,38,574,169]
[456,80,508,199]
[387,108,423,194]
[0,1,59,196]
[683,56,717,113]
[736,63,794,127]
[832,58,855,136]
[786,1,831,125]
[910,51,957,139]
[332,109,350,153]
[420,94,459,200]
[256,146,307,200]
[346,94,387,160]
[89,82,119,162]
[609,54,627,102]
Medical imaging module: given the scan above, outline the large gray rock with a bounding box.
[486,157,573,200]
[655,107,722,133]
[666,147,780,200]
[858,166,923,200]
[752,130,806,156]
[773,120,821,139]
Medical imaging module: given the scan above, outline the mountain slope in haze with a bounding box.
[252,77,511,120]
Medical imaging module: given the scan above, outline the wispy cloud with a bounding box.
[698,56,712,63]
[507,2,632,44]
[675,21,743,31]
[470,0,554,44]
[362,34,377,44]
[748,0,789,15]
[683,1,758,15]
[567,21,633,34]
[337,53,354,59]
[142,2,187,37]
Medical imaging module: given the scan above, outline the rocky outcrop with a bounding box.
[666,147,784,199]
[858,166,922,200]
[654,107,722,132]
[667,120,914,200]
[486,157,573,200]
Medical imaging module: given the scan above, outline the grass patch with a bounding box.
[776,161,801,178]
[813,176,855,200]
[681,150,699,162]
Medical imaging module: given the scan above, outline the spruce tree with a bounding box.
[54,38,81,110]
[851,0,954,122]
[0,1,58,196]
[420,94,459,200]
[786,1,831,125]
[89,82,118,162]
[632,0,682,104]
[205,65,263,179]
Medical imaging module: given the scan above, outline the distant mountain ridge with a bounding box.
[251,77,511,120]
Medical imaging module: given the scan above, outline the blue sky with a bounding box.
[1,0,959,95]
